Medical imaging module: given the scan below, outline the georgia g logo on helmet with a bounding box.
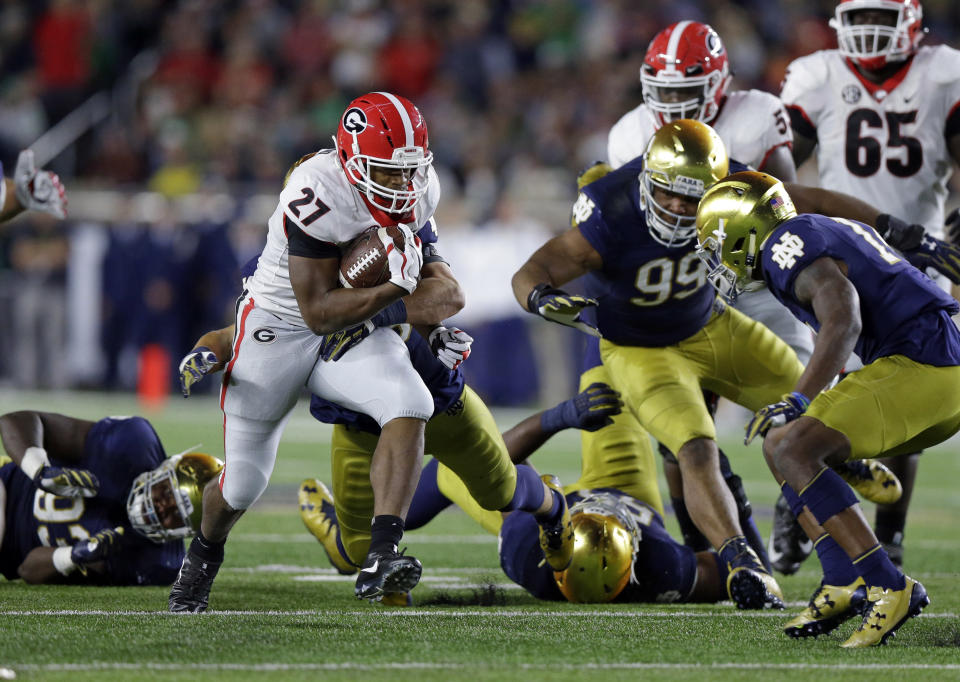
[342,108,368,135]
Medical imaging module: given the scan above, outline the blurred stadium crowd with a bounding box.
[0,0,957,400]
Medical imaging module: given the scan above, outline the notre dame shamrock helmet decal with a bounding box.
[127,452,224,543]
[695,170,798,302]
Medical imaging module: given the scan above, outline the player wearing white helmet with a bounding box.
[779,0,960,571]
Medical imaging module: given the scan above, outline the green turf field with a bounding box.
[1,391,958,681]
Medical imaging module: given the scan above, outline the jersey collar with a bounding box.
[843,55,915,102]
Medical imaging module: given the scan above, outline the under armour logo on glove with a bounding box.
[745,391,810,445]
[320,322,373,361]
[71,527,125,574]
[429,326,473,370]
[527,284,601,338]
[179,347,219,397]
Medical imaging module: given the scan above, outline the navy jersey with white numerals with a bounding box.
[576,157,748,346]
[499,488,700,603]
[0,417,185,584]
[761,213,960,366]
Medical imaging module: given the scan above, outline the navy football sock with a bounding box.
[404,458,452,530]
[502,463,549,515]
[718,535,750,567]
[854,544,905,591]
[813,533,858,586]
[741,516,771,572]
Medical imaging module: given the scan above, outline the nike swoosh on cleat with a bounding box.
[361,560,379,574]
[799,539,813,554]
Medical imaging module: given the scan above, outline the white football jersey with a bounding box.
[781,46,960,235]
[607,89,793,170]
[246,149,440,325]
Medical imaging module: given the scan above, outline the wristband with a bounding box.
[52,546,77,575]
[789,391,811,411]
[20,446,49,480]
[371,299,407,327]
[527,283,557,313]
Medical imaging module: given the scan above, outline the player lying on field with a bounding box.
[0,410,221,585]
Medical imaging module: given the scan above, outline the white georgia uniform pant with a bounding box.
[218,294,434,509]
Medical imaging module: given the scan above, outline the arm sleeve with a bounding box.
[573,190,616,261]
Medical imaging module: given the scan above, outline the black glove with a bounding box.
[877,213,960,284]
[527,284,601,338]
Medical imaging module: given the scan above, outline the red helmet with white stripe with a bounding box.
[830,0,924,71]
[335,91,433,216]
[640,21,731,126]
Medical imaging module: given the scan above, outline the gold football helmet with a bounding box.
[127,451,224,543]
[553,493,640,603]
[640,119,729,247]
[695,170,798,302]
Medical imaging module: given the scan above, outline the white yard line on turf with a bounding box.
[7,663,960,672]
[1,609,957,619]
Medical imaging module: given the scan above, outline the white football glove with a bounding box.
[429,326,473,370]
[14,149,67,219]
[378,224,422,294]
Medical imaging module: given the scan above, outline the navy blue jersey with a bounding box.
[762,214,960,366]
[499,488,699,603]
[0,417,185,585]
[577,158,748,346]
[309,327,464,435]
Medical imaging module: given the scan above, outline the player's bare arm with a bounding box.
[790,132,817,168]
[785,183,880,226]
[403,261,465,327]
[511,227,603,307]
[791,258,862,397]
[0,411,94,465]
[289,254,406,335]
[760,145,798,182]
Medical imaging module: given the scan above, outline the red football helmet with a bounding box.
[335,91,433,216]
[640,21,731,126]
[830,0,925,71]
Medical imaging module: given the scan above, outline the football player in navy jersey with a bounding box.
[512,120,806,611]
[696,170,960,647]
[0,410,221,585]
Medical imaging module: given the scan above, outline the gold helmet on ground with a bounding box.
[126,451,224,543]
[640,119,729,247]
[553,493,640,603]
[694,170,798,302]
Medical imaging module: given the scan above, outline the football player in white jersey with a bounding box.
[0,149,67,223]
[168,92,456,612]
[779,0,960,570]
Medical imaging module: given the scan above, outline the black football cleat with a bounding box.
[726,546,785,610]
[768,493,813,575]
[355,548,422,602]
[169,550,222,613]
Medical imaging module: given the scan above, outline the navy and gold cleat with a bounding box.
[537,474,574,571]
[784,578,866,638]
[299,478,357,576]
[354,548,422,602]
[835,459,902,506]
[727,547,785,610]
[841,576,929,648]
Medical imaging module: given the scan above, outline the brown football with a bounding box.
[338,225,405,288]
